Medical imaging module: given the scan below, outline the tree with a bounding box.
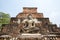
[0,12,10,29]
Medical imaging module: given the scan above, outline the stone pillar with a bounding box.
[12,38,15,40]
[4,38,6,40]
[10,38,15,40]
[17,19,20,24]
[10,38,12,40]
[56,37,57,40]
[11,37,18,40]
[44,37,47,40]
[15,37,18,40]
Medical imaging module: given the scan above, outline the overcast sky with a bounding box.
[0,0,60,27]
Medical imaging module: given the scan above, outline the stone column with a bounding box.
[56,37,57,40]
[10,38,12,40]
[44,37,47,40]
[17,19,20,24]
[11,37,18,40]
[4,38,6,40]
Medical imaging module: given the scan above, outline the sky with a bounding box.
[0,0,60,27]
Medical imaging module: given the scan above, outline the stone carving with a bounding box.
[21,14,40,33]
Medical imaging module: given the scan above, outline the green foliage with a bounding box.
[0,18,10,24]
[0,12,10,18]
[0,12,10,29]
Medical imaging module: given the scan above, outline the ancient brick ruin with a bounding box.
[0,7,60,40]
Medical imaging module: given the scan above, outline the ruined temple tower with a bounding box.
[0,7,60,40]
